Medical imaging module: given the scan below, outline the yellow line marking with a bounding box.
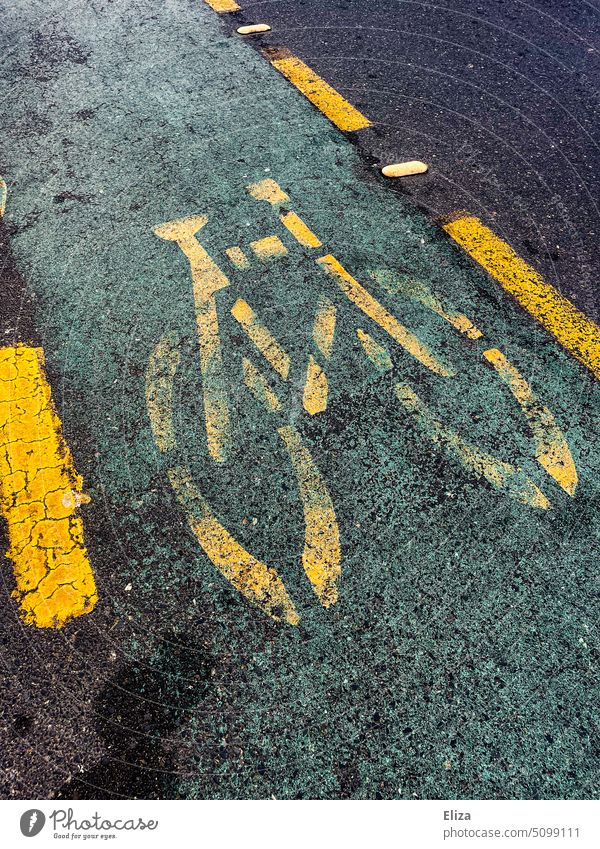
[443,214,600,379]
[0,345,97,628]
[313,297,336,358]
[243,358,282,412]
[303,355,328,415]
[266,51,371,132]
[369,269,483,340]
[225,246,249,270]
[277,425,341,607]
[146,336,180,453]
[246,178,289,206]
[483,348,578,496]
[395,382,551,510]
[203,0,240,12]
[153,215,231,463]
[280,211,322,248]
[231,298,291,379]
[0,177,6,218]
[169,466,299,625]
[357,329,393,373]
[317,254,454,377]
[250,234,288,260]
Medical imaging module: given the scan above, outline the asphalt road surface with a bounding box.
[237,0,600,321]
[0,0,599,802]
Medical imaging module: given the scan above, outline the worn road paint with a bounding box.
[231,298,291,379]
[303,355,328,415]
[0,177,6,218]
[313,297,337,358]
[357,328,393,373]
[483,348,578,496]
[146,336,180,453]
[203,0,240,12]
[168,466,299,625]
[247,177,289,206]
[444,214,600,379]
[154,215,231,463]
[317,254,454,378]
[281,211,322,248]
[0,345,97,628]
[250,234,288,260]
[243,357,282,412]
[225,246,249,270]
[370,269,483,341]
[395,382,551,510]
[277,425,341,607]
[265,49,371,133]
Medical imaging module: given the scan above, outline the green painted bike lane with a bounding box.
[1,0,599,798]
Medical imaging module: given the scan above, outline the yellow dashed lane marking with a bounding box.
[231,298,291,378]
[0,346,97,628]
[444,214,600,380]
[266,50,371,133]
[483,348,578,496]
[203,0,240,12]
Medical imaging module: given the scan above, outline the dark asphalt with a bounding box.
[234,0,600,321]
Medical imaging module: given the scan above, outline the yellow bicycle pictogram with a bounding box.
[147,178,577,625]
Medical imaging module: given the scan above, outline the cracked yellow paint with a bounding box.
[303,355,328,415]
[250,234,288,261]
[317,254,454,378]
[280,211,322,248]
[483,348,578,496]
[231,298,291,378]
[277,425,341,607]
[443,214,600,379]
[0,345,97,627]
[395,382,551,510]
[267,51,371,133]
